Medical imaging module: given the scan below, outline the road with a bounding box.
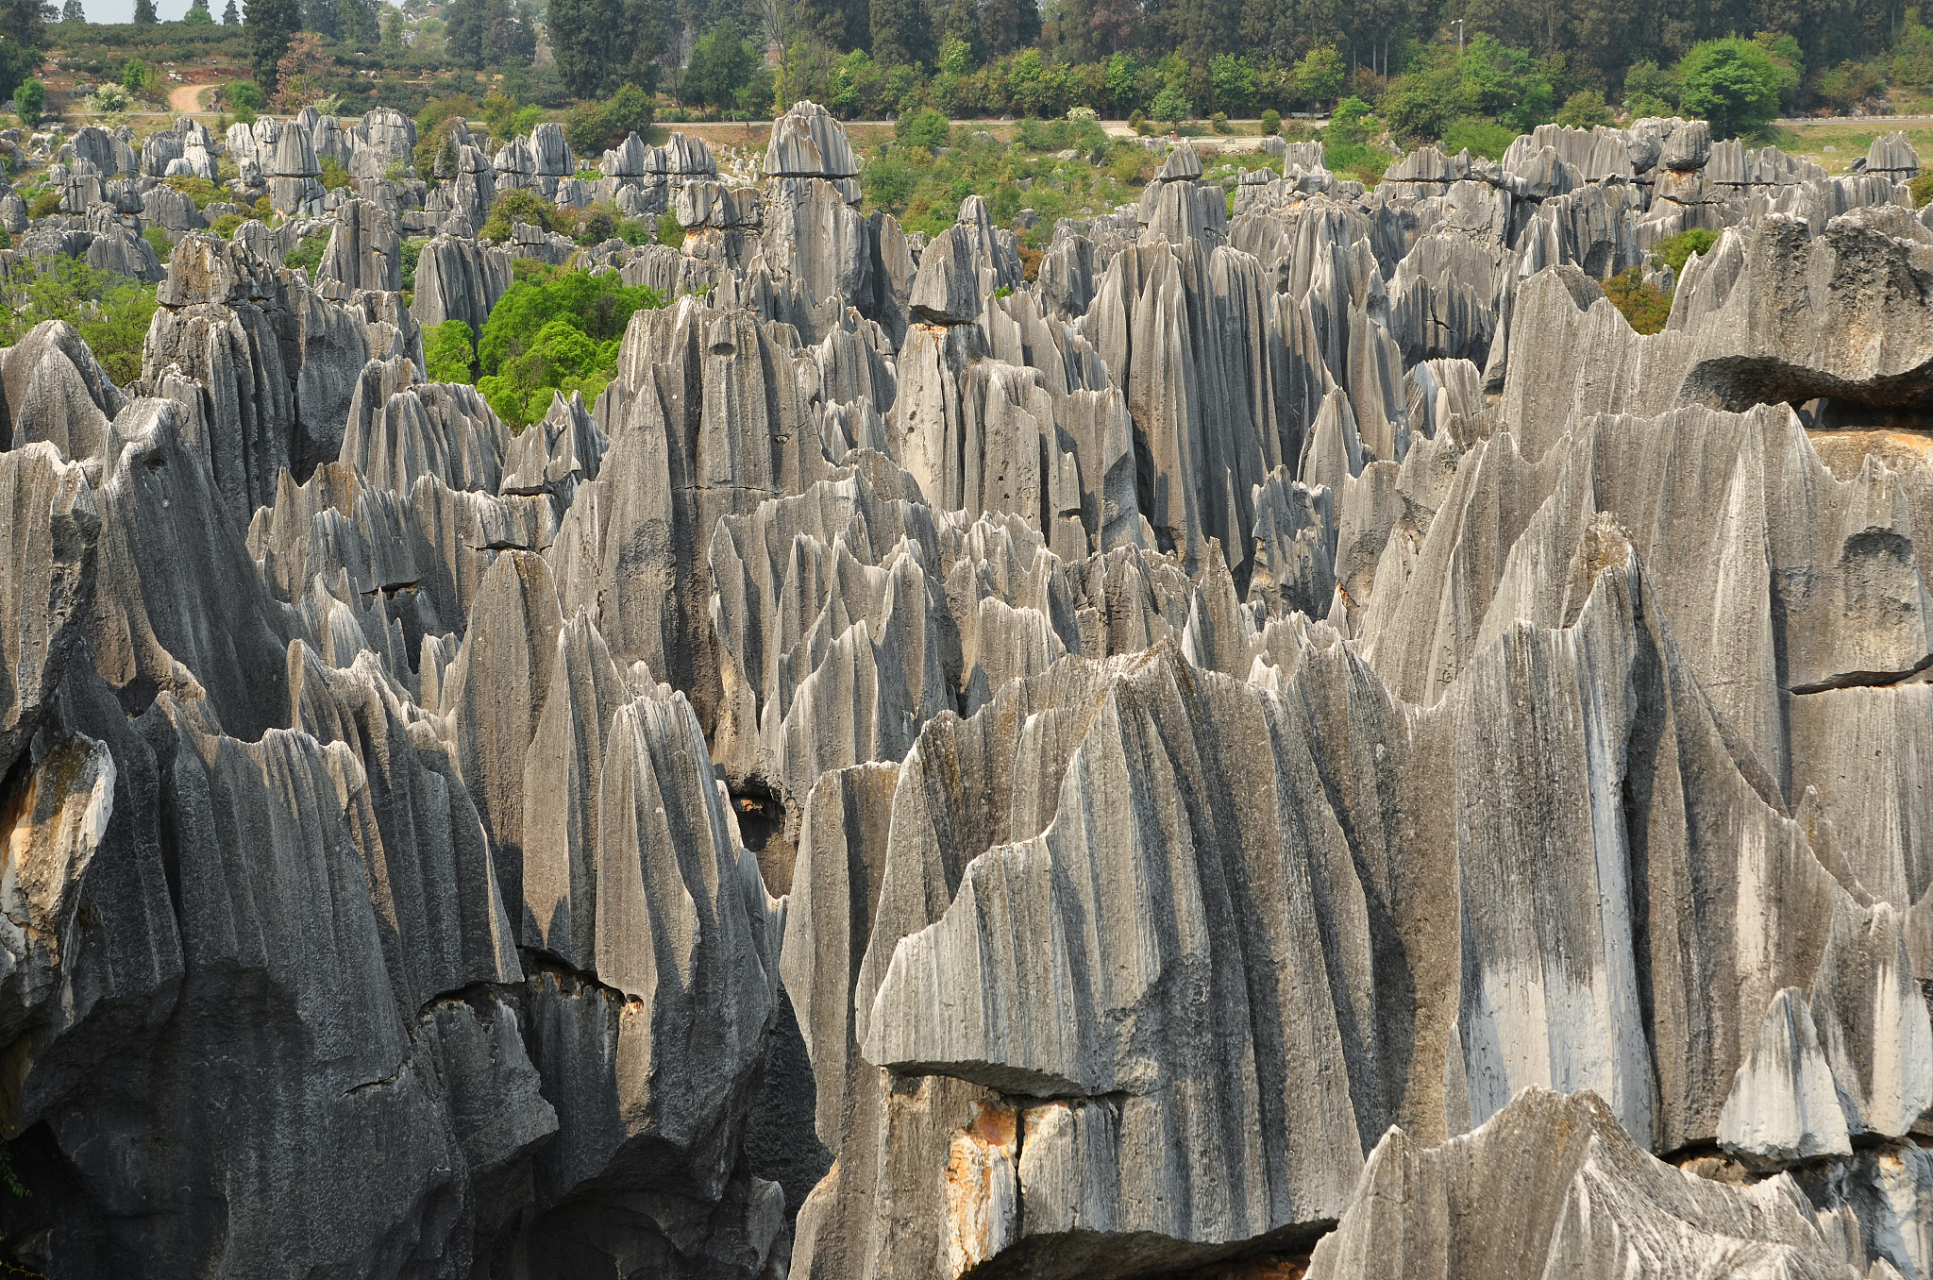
[168,83,214,114]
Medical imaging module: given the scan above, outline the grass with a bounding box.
[1776,120,1933,173]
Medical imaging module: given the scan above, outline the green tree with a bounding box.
[1555,87,1611,126]
[1150,82,1190,123]
[895,104,948,145]
[870,0,932,68]
[1677,37,1782,138]
[424,319,477,382]
[682,20,756,110]
[379,4,401,48]
[14,75,39,124]
[122,58,151,91]
[184,0,214,21]
[473,267,662,428]
[603,81,652,139]
[1207,53,1255,115]
[547,0,621,97]
[1294,45,1344,109]
[132,0,155,22]
[60,0,80,21]
[1621,59,1677,115]
[0,259,158,385]
[0,0,49,43]
[1379,61,1463,142]
[245,0,300,93]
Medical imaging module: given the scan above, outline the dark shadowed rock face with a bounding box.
[10,102,1933,1280]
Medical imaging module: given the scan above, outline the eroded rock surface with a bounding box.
[6,101,1933,1280]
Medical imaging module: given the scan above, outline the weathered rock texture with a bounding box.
[7,100,1933,1280]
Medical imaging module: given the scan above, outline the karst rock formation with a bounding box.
[6,102,1933,1279]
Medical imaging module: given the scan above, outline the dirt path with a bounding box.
[168,83,213,114]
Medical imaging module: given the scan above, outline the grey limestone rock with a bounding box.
[315,198,403,297]
[0,444,98,774]
[766,101,861,179]
[26,99,1933,1280]
[1308,1088,1865,1280]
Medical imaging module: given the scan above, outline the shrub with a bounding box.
[423,318,476,382]
[656,210,681,247]
[480,187,555,241]
[1649,227,1717,273]
[1108,144,1147,185]
[1129,109,1149,135]
[1555,89,1612,129]
[165,174,222,208]
[1440,117,1516,159]
[319,156,353,191]
[1260,107,1280,136]
[29,190,62,218]
[225,79,265,111]
[0,257,158,384]
[142,224,171,259]
[1603,267,1671,334]
[400,238,425,291]
[1621,61,1678,117]
[473,268,663,429]
[1911,171,1933,209]
[15,78,41,127]
[577,208,615,245]
[282,230,329,272]
[1210,110,1229,133]
[413,95,476,180]
[210,211,244,237]
[895,106,949,149]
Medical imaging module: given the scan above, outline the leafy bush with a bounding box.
[15,78,42,127]
[1260,108,1280,136]
[1129,109,1148,135]
[1012,115,1106,154]
[1650,228,1717,273]
[225,79,265,111]
[413,95,476,180]
[400,238,425,291]
[1603,267,1671,334]
[1555,89,1612,129]
[282,231,329,273]
[1108,144,1147,185]
[210,211,244,238]
[29,190,61,218]
[1911,171,1933,208]
[423,318,476,382]
[480,187,556,241]
[473,268,663,429]
[0,257,159,384]
[319,157,353,192]
[1210,111,1229,133]
[165,174,222,208]
[577,208,615,245]
[656,210,681,247]
[1622,60,1678,117]
[1440,116,1516,159]
[895,107,949,149]
[142,224,171,260]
